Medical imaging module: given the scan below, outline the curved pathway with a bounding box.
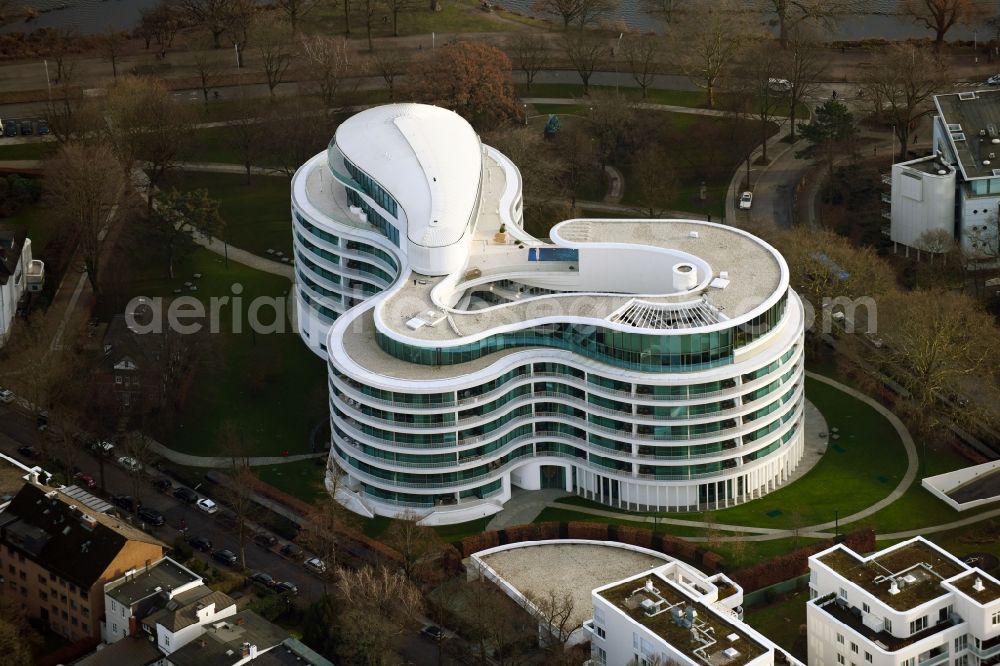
[539,372,920,542]
[147,438,325,468]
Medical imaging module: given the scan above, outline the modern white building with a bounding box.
[887,90,1000,258]
[589,560,801,666]
[0,225,43,345]
[807,537,1000,666]
[291,103,806,525]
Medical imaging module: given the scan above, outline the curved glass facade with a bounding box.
[375,292,787,373]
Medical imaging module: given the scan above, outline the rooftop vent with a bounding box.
[689,231,699,239]
[644,579,656,593]
[723,648,741,659]
[938,170,948,175]
[672,263,698,291]
[727,633,740,642]
[985,160,992,166]
[973,577,985,592]
[993,138,1000,144]
[889,581,900,595]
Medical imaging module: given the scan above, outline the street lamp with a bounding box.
[523,103,527,126]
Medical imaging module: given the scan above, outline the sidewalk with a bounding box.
[148,437,324,468]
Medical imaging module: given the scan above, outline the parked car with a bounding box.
[138,507,165,527]
[74,472,96,488]
[92,440,115,456]
[187,535,213,552]
[36,120,49,135]
[173,486,198,504]
[739,191,753,210]
[0,388,14,403]
[196,498,218,514]
[18,121,32,135]
[254,533,278,549]
[112,495,137,513]
[304,557,327,575]
[249,572,274,588]
[275,581,298,595]
[36,410,48,430]
[152,478,172,492]
[2,122,16,137]
[420,625,445,641]
[280,543,303,559]
[987,73,1000,85]
[16,445,37,458]
[118,456,142,472]
[767,77,793,92]
[212,549,238,566]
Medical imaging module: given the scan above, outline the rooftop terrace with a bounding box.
[935,89,1000,180]
[817,541,966,611]
[599,574,767,666]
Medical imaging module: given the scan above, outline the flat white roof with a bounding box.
[334,103,482,249]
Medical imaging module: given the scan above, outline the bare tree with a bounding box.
[509,33,548,92]
[44,79,89,144]
[862,43,946,160]
[177,0,234,48]
[149,188,224,278]
[533,0,619,29]
[44,28,76,83]
[274,0,321,32]
[631,145,677,217]
[525,588,577,650]
[735,42,783,163]
[621,31,660,99]
[672,0,753,108]
[191,44,225,106]
[263,97,336,176]
[301,34,353,109]
[225,0,258,67]
[99,29,128,80]
[456,575,536,666]
[220,421,256,570]
[359,0,384,51]
[370,47,405,100]
[382,509,442,580]
[121,433,156,517]
[385,0,421,37]
[336,565,424,665]
[904,0,987,50]
[343,0,353,35]
[103,76,195,199]
[137,0,184,53]
[560,30,610,94]
[45,144,128,297]
[781,25,827,142]
[641,0,678,25]
[0,599,39,665]
[759,0,844,48]
[256,25,294,98]
[226,96,270,182]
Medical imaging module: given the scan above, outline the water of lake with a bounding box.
[1,0,998,40]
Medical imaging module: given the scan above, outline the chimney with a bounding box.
[973,577,985,592]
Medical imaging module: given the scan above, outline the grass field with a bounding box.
[254,459,327,505]
[0,141,50,161]
[125,247,327,458]
[744,589,809,661]
[160,170,293,257]
[1,201,60,255]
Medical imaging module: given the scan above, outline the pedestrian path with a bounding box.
[147,438,325,468]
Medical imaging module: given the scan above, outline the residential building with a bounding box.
[291,103,806,525]
[807,536,1000,666]
[96,314,168,412]
[887,90,1000,258]
[102,556,235,650]
[165,610,306,666]
[0,225,43,345]
[0,480,165,641]
[588,557,799,666]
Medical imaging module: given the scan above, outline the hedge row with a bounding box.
[458,521,727,574]
[730,527,876,591]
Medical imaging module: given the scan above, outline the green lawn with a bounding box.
[0,141,51,161]
[160,171,293,257]
[125,247,326,458]
[1,201,60,255]
[254,458,326,505]
[743,589,809,661]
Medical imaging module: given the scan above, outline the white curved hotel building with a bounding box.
[291,103,806,525]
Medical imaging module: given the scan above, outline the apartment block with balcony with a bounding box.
[292,103,806,525]
[807,537,1000,666]
[0,225,43,346]
[588,560,801,666]
[887,90,1000,259]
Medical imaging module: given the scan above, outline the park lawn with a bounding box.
[1,201,60,255]
[743,589,809,661]
[180,126,257,165]
[254,459,326,505]
[0,141,51,161]
[160,170,293,257]
[125,247,327,458]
